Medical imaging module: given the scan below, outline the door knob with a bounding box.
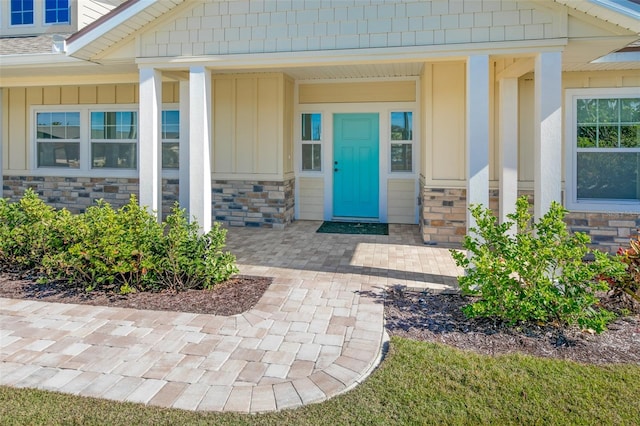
[334,168,339,172]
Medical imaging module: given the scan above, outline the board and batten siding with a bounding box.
[298,177,324,220]
[2,83,175,173]
[211,73,292,179]
[420,61,466,185]
[387,179,416,224]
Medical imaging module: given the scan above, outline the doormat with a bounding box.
[316,221,389,235]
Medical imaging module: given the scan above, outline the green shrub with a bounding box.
[450,196,625,333]
[44,197,166,293]
[0,189,59,271]
[161,204,238,291]
[0,192,238,293]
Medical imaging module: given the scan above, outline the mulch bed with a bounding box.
[2,273,639,365]
[384,286,640,365]
[0,273,272,317]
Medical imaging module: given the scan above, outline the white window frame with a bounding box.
[10,0,35,26]
[31,104,180,178]
[89,107,139,171]
[43,0,70,25]
[161,106,180,173]
[298,112,323,174]
[565,87,640,213]
[389,110,415,174]
[35,110,82,169]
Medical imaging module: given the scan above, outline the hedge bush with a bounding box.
[0,190,238,293]
[451,196,626,333]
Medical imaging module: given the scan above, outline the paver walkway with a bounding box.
[0,221,461,413]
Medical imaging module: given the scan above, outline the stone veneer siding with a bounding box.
[2,176,295,229]
[418,178,637,253]
[212,178,295,229]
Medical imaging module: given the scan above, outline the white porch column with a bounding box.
[466,55,490,233]
[188,66,212,233]
[499,77,519,230]
[179,79,190,209]
[138,67,163,218]
[534,51,562,220]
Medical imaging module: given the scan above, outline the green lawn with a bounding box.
[2,337,638,425]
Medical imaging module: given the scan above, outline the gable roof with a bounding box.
[64,0,640,63]
[66,0,184,60]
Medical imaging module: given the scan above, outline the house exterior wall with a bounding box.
[387,178,415,223]
[416,67,640,253]
[298,177,324,220]
[211,73,292,180]
[138,0,559,57]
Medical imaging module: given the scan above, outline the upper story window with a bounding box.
[44,0,70,24]
[566,89,640,212]
[11,0,34,25]
[390,111,413,172]
[301,113,322,172]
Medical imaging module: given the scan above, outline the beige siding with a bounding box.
[283,76,294,175]
[7,88,28,171]
[429,62,466,182]
[517,70,640,183]
[212,74,286,178]
[298,177,324,220]
[78,0,126,30]
[2,83,172,172]
[387,179,416,224]
[299,81,416,104]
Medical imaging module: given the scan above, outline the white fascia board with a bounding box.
[65,0,159,58]
[136,39,569,69]
[558,0,640,32]
[0,53,86,67]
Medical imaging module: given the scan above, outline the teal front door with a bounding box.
[333,113,379,219]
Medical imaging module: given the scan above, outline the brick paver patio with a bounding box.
[0,221,462,412]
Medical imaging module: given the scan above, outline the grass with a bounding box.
[2,337,639,425]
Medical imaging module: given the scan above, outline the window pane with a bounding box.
[621,124,640,148]
[162,142,179,169]
[620,98,640,123]
[577,99,597,124]
[11,0,34,25]
[162,110,180,139]
[91,111,137,139]
[597,98,619,124]
[577,152,639,201]
[391,112,412,140]
[301,113,321,141]
[92,143,137,169]
[302,144,321,171]
[391,143,412,172]
[577,125,597,148]
[36,112,80,140]
[45,0,69,23]
[598,126,618,148]
[38,142,79,168]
